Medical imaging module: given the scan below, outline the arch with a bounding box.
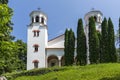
[47,55,59,67]
[33,44,39,52]
[94,16,97,22]
[32,60,39,63]
[41,17,44,24]
[61,56,65,66]
[35,16,39,22]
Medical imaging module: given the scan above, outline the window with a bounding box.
[36,16,39,22]
[33,30,40,37]
[33,44,39,52]
[94,16,97,22]
[33,30,36,37]
[37,30,40,37]
[41,17,44,24]
[32,60,39,68]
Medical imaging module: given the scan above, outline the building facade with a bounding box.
[27,10,103,70]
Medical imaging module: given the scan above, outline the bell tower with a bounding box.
[84,10,103,64]
[27,9,48,70]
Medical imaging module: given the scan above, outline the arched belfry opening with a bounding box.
[35,16,39,22]
[41,17,44,24]
[94,16,97,22]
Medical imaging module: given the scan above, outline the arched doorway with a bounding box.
[47,55,59,67]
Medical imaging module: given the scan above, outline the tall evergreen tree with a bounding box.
[89,17,99,64]
[119,18,120,50]
[64,29,75,66]
[108,18,117,62]
[101,18,109,63]
[68,29,75,65]
[97,31,102,63]
[76,18,87,65]
[64,29,69,66]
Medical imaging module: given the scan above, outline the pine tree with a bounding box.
[101,18,109,63]
[76,18,87,65]
[89,17,99,64]
[108,18,117,62]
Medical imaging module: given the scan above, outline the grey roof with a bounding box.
[84,10,103,18]
[30,10,48,18]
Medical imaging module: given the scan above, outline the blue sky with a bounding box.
[9,0,120,42]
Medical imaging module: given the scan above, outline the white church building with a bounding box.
[27,9,103,70]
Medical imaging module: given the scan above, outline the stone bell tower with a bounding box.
[84,10,103,64]
[27,9,48,70]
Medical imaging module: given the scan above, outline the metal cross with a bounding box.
[38,8,41,10]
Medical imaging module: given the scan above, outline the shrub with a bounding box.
[2,67,67,80]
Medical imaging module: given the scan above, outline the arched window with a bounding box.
[33,30,36,37]
[33,44,39,52]
[32,60,39,68]
[35,16,39,22]
[41,17,44,24]
[94,16,97,22]
[33,30,40,37]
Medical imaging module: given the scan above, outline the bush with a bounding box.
[2,67,67,80]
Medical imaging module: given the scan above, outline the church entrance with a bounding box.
[47,55,59,67]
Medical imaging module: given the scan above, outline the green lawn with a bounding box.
[15,63,120,80]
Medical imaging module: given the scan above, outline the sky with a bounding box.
[8,0,120,42]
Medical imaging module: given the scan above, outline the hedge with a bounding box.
[2,67,68,80]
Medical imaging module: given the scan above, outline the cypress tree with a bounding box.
[101,18,109,63]
[97,31,102,63]
[64,28,75,66]
[69,29,75,65]
[108,18,117,62]
[76,18,87,65]
[118,18,120,57]
[64,29,69,66]
[89,17,99,64]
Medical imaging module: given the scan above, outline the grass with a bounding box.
[15,63,120,80]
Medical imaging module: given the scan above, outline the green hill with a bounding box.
[4,63,120,80]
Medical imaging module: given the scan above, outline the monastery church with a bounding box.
[27,9,103,70]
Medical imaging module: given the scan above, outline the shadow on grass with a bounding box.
[100,75,120,80]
